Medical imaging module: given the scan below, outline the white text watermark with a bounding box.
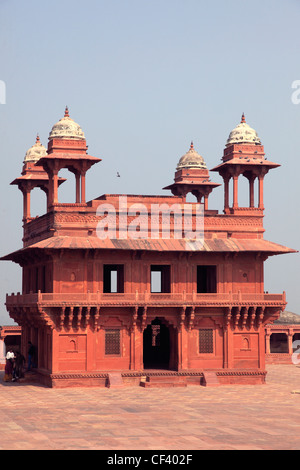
[291,80,300,104]
[292,340,300,365]
[96,196,204,248]
[0,80,6,104]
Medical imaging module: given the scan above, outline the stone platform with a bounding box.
[32,367,267,388]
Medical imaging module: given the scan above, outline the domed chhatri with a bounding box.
[163,141,220,206]
[226,113,261,146]
[176,142,207,170]
[24,134,47,163]
[49,106,85,140]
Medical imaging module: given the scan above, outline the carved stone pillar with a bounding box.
[233,175,239,208]
[224,175,230,210]
[288,329,294,355]
[265,330,271,354]
[258,174,264,209]
[81,170,86,203]
[22,188,31,221]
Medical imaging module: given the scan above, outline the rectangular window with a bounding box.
[105,329,121,355]
[199,329,214,354]
[150,265,171,293]
[197,266,217,293]
[103,265,124,293]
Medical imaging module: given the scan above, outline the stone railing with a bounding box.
[6,290,286,308]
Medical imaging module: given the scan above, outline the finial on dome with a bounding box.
[241,113,246,123]
[190,141,194,150]
[36,133,40,144]
[64,106,69,118]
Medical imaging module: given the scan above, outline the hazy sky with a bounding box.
[0,0,299,325]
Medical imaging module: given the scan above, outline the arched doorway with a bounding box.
[143,318,170,369]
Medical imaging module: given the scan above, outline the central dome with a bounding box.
[176,142,207,170]
[49,107,85,140]
[226,114,261,146]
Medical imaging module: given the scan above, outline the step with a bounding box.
[146,375,186,383]
[140,381,187,388]
[15,371,40,384]
[106,372,125,388]
[201,371,220,387]
[140,375,187,388]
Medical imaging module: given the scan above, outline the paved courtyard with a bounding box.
[0,365,299,450]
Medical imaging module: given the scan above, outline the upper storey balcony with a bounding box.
[6,290,286,309]
[5,290,286,330]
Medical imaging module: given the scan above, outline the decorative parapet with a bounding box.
[6,290,286,308]
[21,199,266,248]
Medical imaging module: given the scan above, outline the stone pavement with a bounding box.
[0,365,299,450]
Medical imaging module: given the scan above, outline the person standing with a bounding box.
[4,357,13,382]
[27,341,36,371]
[14,351,25,379]
[6,348,14,361]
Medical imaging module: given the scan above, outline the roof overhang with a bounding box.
[1,236,297,262]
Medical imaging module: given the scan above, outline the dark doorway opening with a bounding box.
[4,335,21,354]
[143,318,170,369]
[270,333,288,353]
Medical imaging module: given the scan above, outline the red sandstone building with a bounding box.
[1,109,296,387]
[265,311,300,364]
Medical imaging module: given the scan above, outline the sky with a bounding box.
[0,0,299,325]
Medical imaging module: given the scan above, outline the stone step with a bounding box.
[201,371,220,387]
[140,375,187,388]
[14,371,40,384]
[107,372,125,388]
[146,375,186,382]
[140,381,187,388]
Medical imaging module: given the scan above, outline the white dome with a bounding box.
[49,107,85,140]
[176,142,207,170]
[226,114,261,146]
[24,135,47,163]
